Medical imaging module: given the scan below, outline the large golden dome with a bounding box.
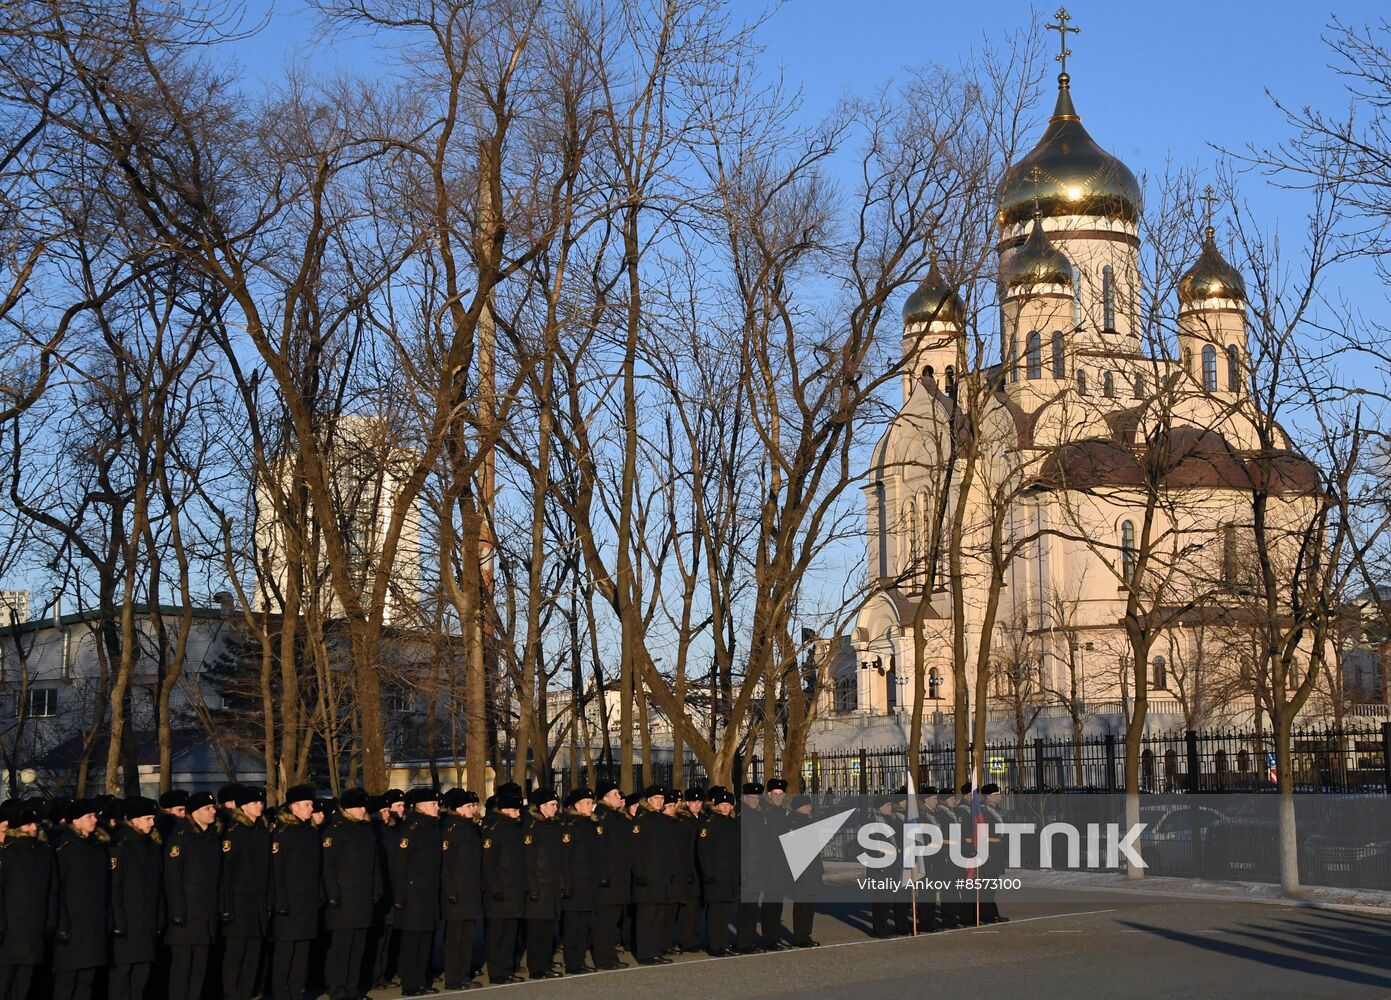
[902,263,966,326]
[1178,229,1246,304]
[997,74,1142,229]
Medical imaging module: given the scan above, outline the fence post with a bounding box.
[1381,723,1391,795]
[1104,734,1117,793]
[1185,729,1201,793]
[1034,738,1045,792]
[1185,729,1206,877]
[858,746,869,797]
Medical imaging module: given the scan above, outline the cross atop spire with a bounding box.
[1199,185,1220,240]
[1047,7,1079,77]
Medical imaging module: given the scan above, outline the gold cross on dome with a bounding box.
[1199,185,1220,235]
[1026,165,1045,216]
[1047,7,1079,76]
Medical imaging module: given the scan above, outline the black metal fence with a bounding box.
[749,723,1391,796]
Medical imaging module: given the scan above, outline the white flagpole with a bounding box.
[905,769,918,935]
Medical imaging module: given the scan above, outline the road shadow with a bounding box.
[817,900,876,937]
[1117,912,1391,989]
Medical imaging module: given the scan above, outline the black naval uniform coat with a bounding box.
[0,829,56,971]
[52,827,111,973]
[109,823,163,967]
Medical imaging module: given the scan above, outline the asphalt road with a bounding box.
[383,894,1391,1000]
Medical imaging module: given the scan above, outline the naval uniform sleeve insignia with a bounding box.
[561,833,571,844]
[699,828,708,838]
[272,842,280,855]
[222,839,232,853]
[524,834,532,845]
[483,838,492,849]
[399,837,409,849]
[169,845,180,858]
[322,837,332,848]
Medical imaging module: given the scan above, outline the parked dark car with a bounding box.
[1204,815,1283,883]
[1137,805,1225,876]
[1301,799,1391,890]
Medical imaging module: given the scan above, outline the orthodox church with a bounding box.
[827,21,1321,744]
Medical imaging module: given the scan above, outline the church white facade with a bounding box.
[831,57,1323,741]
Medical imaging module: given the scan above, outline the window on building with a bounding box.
[384,685,408,718]
[1152,656,1168,690]
[1202,344,1218,391]
[944,366,956,398]
[916,491,932,587]
[1132,372,1144,400]
[1051,331,1065,379]
[928,668,942,699]
[886,659,898,710]
[1221,523,1238,588]
[903,501,917,577]
[923,364,936,388]
[27,687,57,718]
[1121,520,1137,583]
[1026,331,1042,379]
[1226,344,1240,392]
[1071,261,1083,326]
[1076,369,1088,395]
[835,675,857,712]
[1103,371,1115,398]
[1102,265,1116,330]
[1009,333,1019,382]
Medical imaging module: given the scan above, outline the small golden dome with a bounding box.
[902,263,966,326]
[1178,229,1246,305]
[1002,215,1073,293]
[997,75,1142,229]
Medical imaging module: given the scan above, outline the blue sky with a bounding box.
[229,0,1389,313]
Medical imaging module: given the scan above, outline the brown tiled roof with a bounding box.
[1035,429,1321,495]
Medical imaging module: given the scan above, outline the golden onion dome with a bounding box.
[996,74,1142,229]
[1002,214,1073,293]
[902,263,966,326]
[1178,228,1246,305]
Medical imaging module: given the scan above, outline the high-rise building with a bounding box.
[254,414,422,624]
[0,589,30,626]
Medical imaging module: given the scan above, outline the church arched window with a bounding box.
[874,482,888,579]
[1103,371,1115,398]
[1071,261,1083,326]
[1225,345,1240,392]
[1051,331,1065,379]
[1076,369,1088,395]
[917,490,932,587]
[1102,265,1116,331]
[1008,333,1019,382]
[1201,344,1218,391]
[944,366,956,398]
[923,364,936,389]
[1026,331,1042,379]
[1132,372,1144,399]
[928,668,942,699]
[903,501,917,576]
[1121,520,1137,583]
